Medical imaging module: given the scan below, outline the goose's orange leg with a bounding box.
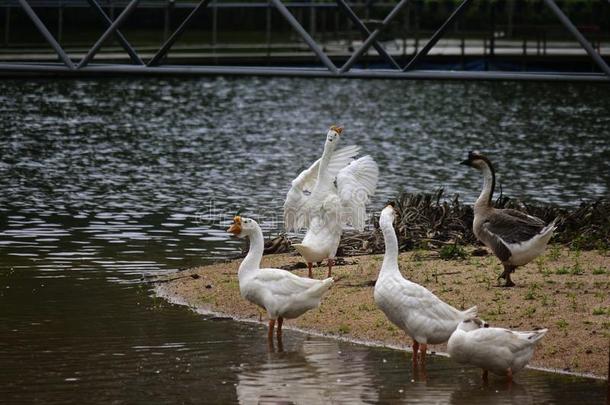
[268,319,275,341]
[307,262,313,278]
[327,259,334,278]
[482,369,489,383]
[419,344,428,366]
[277,317,283,339]
[412,340,420,367]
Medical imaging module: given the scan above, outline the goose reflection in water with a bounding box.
[236,337,378,404]
[449,379,536,405]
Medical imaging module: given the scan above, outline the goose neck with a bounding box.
[379,223,400,278]
[238,226,264,278]
[475,161,495,210]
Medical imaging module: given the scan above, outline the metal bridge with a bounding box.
[0,0,609,81]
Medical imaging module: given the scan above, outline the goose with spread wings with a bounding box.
[283,125,379,278]
[461,151,557,287]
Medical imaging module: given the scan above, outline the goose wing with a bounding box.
[284,145,360,231]
[248,268,331,298]
[466,327,547,353]
[398,279,465,323]
[336,155,379,230]
[478,210,548,261]
[486,209,547,244]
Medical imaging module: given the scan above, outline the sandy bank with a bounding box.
[155,246,610,378]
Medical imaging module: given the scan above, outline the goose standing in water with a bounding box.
[461,151,557,287]
[448,317,547,382]
[374,204,477,367]
[227,216,333,342]
[284,125,378,278]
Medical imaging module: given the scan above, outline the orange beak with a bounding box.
[227,223,241,235]
[330,125,343,135]
[227,216,242,235]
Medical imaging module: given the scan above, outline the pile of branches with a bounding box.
[338,189,476,256]
[265,190,610,256]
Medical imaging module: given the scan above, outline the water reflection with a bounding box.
[237,339,378,403]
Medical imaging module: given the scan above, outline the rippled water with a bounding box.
[1,78,608,404]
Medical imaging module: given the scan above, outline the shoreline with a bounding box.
[155,284,606,382]
[154,246,610,379]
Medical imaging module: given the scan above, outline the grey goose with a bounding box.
[461,151,558,287]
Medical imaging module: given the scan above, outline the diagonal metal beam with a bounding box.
[403,0,472,71]
[269,0,337,73]
[543,0,610,77]
[87,0,143,65]
[77,0,140,69]
[335,0,400,70]
[148,0,211,67]
[17,0,74,69]
[339,0,409,74]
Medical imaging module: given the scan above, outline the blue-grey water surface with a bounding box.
[0,78,608,404]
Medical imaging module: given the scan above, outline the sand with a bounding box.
[155,245,610,378]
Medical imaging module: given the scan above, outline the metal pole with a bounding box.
[148,0,211,66]
[87,0,144,65]
[163,2,170,40]
[310,0,316,40]
[16,0,74,69]
[77,0,140,69]
[335,0,400,70]
[270,0,337,73]
[543,0,610,77]
[4,7,9,46]
[340,0,409,73]
[1,62,609,82]
[403,0,472,70]
[212,0,217,48]
[57,2,63,44]
[266,0,271,59]
[490,1,495,57]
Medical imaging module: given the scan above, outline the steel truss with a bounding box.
[0,0,609,81]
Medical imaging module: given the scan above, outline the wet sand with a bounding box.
[156,246,610,378]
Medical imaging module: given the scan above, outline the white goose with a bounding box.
[448,318,548,382]
[374,204,477,366]
[284,125,379,278]
[227,216,333,341]
[461,151,558,287]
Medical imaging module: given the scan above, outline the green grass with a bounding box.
[547,244,562,261]
[439,244,468,261]
[555,266,570,275]
[524,306,536,318]
[556,319,568,330]
[338,324,351,334]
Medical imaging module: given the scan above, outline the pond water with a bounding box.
[0,78,608,404]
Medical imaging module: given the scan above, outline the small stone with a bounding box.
[585,349,592,354]
[205,284,213,289]
[191,274,200,279]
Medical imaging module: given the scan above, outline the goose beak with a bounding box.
[227,216,242,235]
[460,159,471,166]
[227,223,241,235]
[330,125,343,135]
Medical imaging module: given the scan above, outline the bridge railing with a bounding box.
[0,0,608,81]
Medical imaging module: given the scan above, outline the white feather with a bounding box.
[336,155,379,231]
[448,321,548,376]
